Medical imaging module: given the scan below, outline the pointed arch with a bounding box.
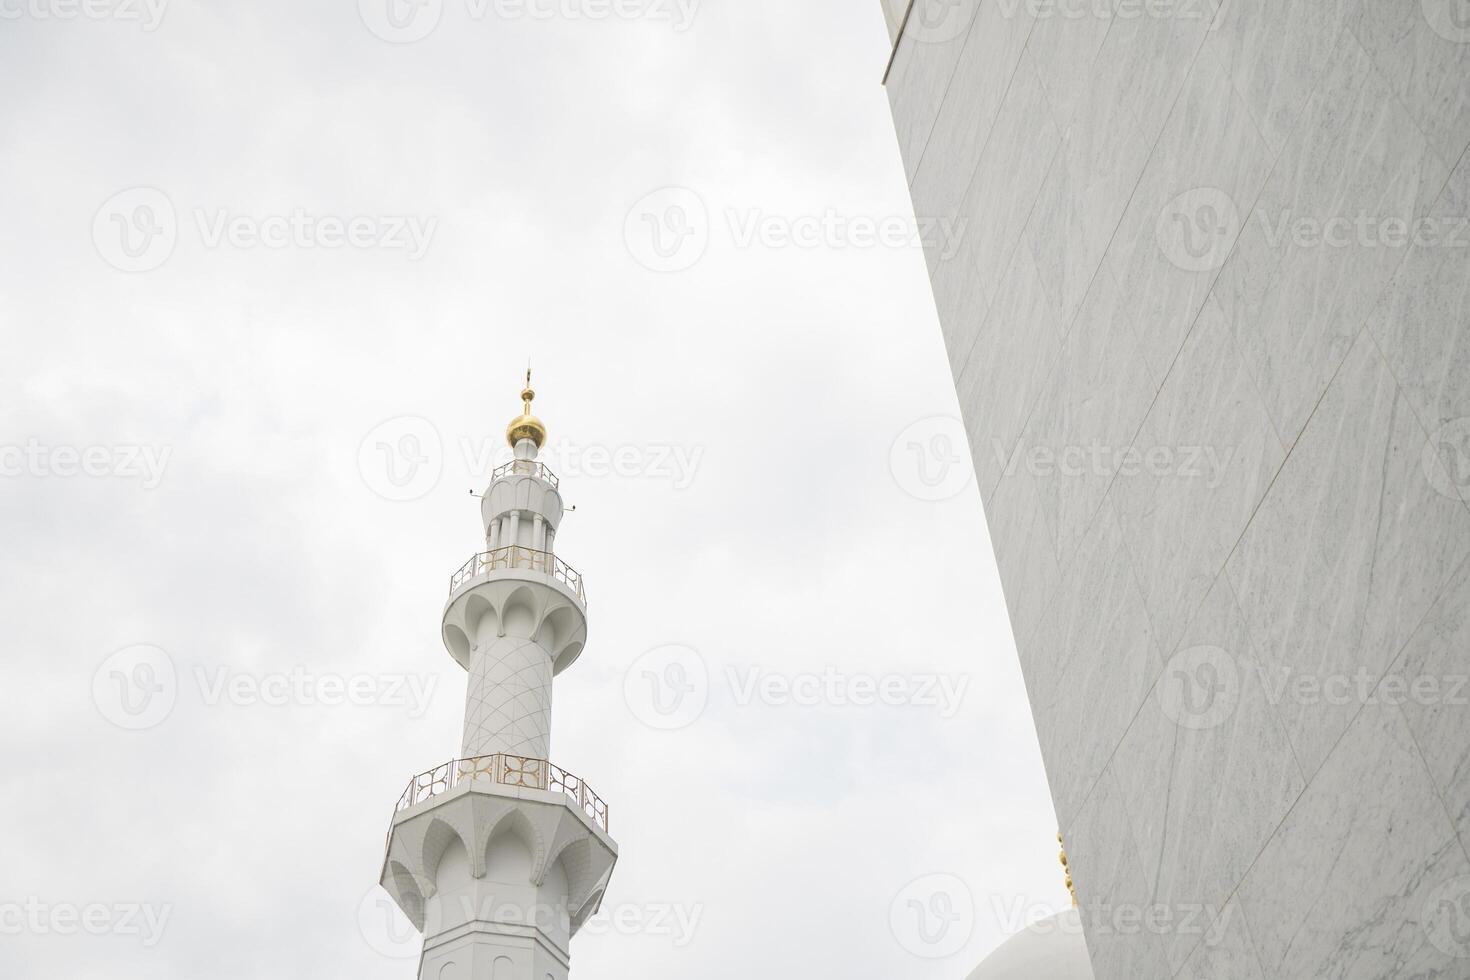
[420,816,471,885]
[483,807,546,880]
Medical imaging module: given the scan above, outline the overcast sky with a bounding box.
[0,1,1070,976]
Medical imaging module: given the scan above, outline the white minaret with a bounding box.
[379,374,617,980]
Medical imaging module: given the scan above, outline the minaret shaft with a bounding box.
[462,634,554,760]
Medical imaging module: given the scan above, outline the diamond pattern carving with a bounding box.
[461,636,554,760]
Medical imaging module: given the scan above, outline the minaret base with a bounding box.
[379,771,617,980]
[419,919,570,980]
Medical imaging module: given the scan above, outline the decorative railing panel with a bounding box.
[491,459,559,488]
[449,546,586,604]
[394,754,609,832]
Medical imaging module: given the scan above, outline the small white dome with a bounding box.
[965,909,1095,980]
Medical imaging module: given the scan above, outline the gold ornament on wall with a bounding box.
[1058,831,1077,908]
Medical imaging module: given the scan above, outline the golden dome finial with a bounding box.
[506,367,547,449]
[1058,832,1077,908]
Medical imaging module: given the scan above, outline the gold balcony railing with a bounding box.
[394,754,609,832]
[491,459,559,488]
[449,546,586,604]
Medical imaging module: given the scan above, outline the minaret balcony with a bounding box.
[394,753,609,833]
[491,457,559,488]
[449,545,587,605]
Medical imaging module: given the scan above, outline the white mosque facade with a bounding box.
[879,1,1470,978]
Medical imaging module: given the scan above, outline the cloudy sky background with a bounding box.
[0,1,1070,976]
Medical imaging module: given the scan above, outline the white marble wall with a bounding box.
[880,0,909,44]
[883,1,1470,977]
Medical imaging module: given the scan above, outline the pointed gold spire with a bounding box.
[506,368,547,449]
[1058,832,1077,908]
